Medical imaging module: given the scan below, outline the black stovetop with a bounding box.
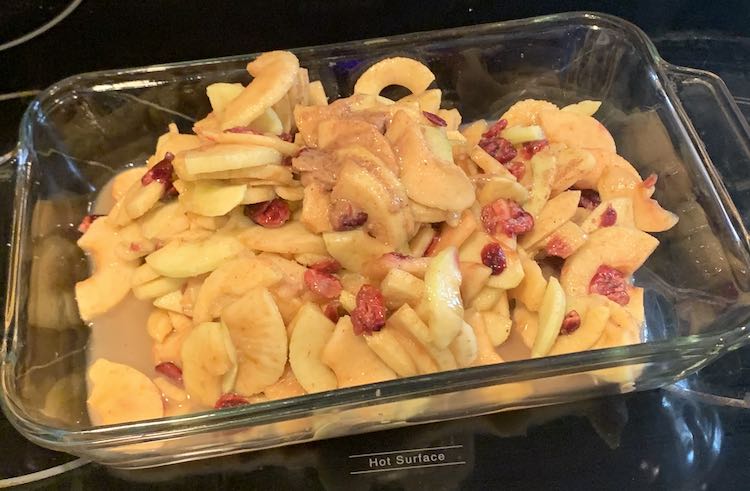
[2,1,750,489]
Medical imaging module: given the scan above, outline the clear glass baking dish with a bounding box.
[3,11,750,468]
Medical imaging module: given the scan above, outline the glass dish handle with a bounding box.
[663,62,750,231]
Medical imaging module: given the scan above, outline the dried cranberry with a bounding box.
[642,173,658,188]
[422,111,447,127]
[304,269,343,299]
[129,243,141,252]
[545,235,571,258]
[142,152,175,187]
[479,119,517,164]
[351,285,387,336]
[600,204,617,227]
[329,200,368,231]
[505,161,526,181]
[578,189,601,210]
[214,393,249,409]
[245,198,290,228]
[161,184,179,201]
[521,139,549,160]
[481,242,507,275]
[481,198,534,237]
[559,310,581,335]
[77,214,103,233]
[279,132,294,142]
[155,362,183,383]
[225,126,260,134]
[309,258,342,274]
[323,300,343,323]
[589,265,630,305]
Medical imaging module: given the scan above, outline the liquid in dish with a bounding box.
[77,51,678,426]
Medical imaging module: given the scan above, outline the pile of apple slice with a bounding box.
[80,51,677,425]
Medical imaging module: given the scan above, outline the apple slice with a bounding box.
[560,226,658,298]
[111,166,146,202]
[321,316,397,388]
[133,277,186,300]
[322,229,392,273]
[153,290,184,314]
[192,254,282,324]
[146,235,243,278]
[365,328,419,377]
[240,221,327,255]
[523,152,557,217]
[301,182,333,234]
[121,180,165,222]
[288,303,338,393]
[550,147,596,194]
[429,210,477,256]
[538,109,616,152]
[391,113,475,211]
[531,277,567,357]
[580,197,635,233]
[222,288,288,395]
[388,304,432,345]
[206,82,244,113]
[331,159,413,247]
[353,57,435,96]
[470,286,502,311]
[181,321,238,407]
[549,297,610,355]
[423,247,464,348]
[518,190,581,249]
[501,125,545,144]
[179,179,247,217]
[380,269,425,310]
[509,256,547,311]
[486,248,525,289]
[459,262,492,305]
[87,359,164,425]
[140,201,190,240]
[464,310,503,366]
[482,311,513,347]
[561,100,601,116]
[477,176,529,205]
[537,221,587,258]
[500,99,559,127]
[449,321,479,367]
[409,225,437,257]
[181,144,282,177]
[388,328,439,374]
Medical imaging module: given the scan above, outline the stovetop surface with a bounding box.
[2,2,750,489]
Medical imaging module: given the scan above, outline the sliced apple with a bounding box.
[140,201,190,240]
[519,190,581,249]
[181,321,238,407]
[111,166,146,202]
[486,248,525,289]
[580,197,635,233]
[409,225,437,257]
[429,210,477,256]
[180,144,282,177]
[538,109,616,153]
[322,229,392,273]
[222,288,288,395]
[523,152,557,217]
[153,290,184,314]
[388,328,439,374]
[449,321,479,367]
[470,286,502,311]
[206,82,244,113]
[133,276,186,300]
[549,296,610,355]
[423,247,464,348]
[509,256,547,311]
[365,328,419,377]
[380,269,425,310]
[87,359,164,425]
[331,159,413,247]
[321,316,397,388]
[388,303,432,345]
[288,303,338,393]
[76,217,138,321]
[561,100,601,116]
[353,57,435,96]
[477,176,529,205]
[120,180,165,223]
[469,145,516,178]
[483,310,513,347]
[501,125,545,144]
[530,277,566,357]
[239,221,327,255]
[301,182,333,233]
[390,112,475,211]
[464,310,503,366]
[536,221,587,258]
[146,234,243,278]
[500,99,559,127]
[560,226,658,298]
[459,262,492,305]
[550,147,596,194]
[179,179,247,217]
[192,254,282,324]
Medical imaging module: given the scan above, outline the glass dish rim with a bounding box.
[4,10,750,449]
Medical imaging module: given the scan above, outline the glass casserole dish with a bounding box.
[3,11,750,468]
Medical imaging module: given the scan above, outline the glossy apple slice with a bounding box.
[423,247,464,348]
[146,234,243,278]
[288,303,337,393]
[531,277,567,357]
